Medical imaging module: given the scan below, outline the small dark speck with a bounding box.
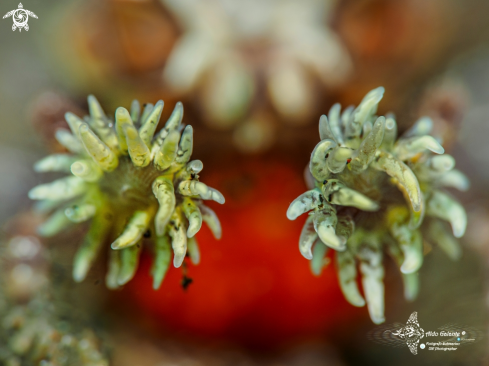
[143,230,151,238]
[181,276,193,290]
[94,279,100,285]
[137,243,141,248]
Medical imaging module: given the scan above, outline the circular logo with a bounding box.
[12,9,28,28]
[420,343,425,349]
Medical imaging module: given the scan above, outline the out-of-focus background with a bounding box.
[1,0,489,365]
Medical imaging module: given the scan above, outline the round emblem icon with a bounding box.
[3,3,38,32]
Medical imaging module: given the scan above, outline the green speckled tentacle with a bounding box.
[287,87,468,324]
[29,96,225,289]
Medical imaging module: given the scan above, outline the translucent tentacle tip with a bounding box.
[29,96,224,289]
[287,87,469,324]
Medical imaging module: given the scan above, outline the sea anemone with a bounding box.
[162,0,351,152]
[28,96,224,289]
[287,87,469,324]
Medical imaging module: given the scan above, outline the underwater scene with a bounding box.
[1,0,489,365]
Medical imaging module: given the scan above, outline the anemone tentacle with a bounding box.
[287,87,468,324]
[30,96,225,289]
